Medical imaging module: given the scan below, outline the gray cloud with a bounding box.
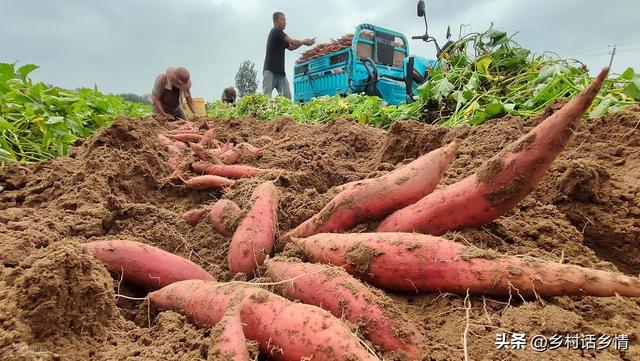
[2,0,638,100]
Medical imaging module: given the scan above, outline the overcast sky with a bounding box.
[2,0,639,100]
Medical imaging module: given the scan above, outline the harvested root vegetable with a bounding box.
[148,281,377,361]
[209,199,242,236]
[220,138,290,165]
[158,134,175,148]
[219,147,242,165]
[211,138,233,156]
[377,69,609,235]
[167,133,203,144]
[189,142,209,162]
[185,175,235,190]
[208,291,251,361]
[282,141,459,242]
[84,240,214,290]
[192,162,275,178]
[330,178,373,193]
[183,208,209,227]
[294,232,640,297]
[228,182,279,276]
[200,128,217,148]
[265,259,426,359]
[158,134,188,151]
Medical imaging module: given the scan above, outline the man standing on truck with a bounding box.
[263,12,315,99]
[151,67,199,120]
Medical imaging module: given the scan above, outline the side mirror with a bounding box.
[417,0,425,17]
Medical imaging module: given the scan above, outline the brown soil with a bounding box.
[1,105,639,360]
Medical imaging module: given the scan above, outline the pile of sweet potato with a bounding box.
[84,68,640,360]
[296,34,354,64]
[157,120,286,190]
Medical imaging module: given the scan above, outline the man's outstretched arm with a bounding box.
[284,35,316,50]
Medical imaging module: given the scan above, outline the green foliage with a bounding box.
[417,28,638,125]
[0,62,151,164]
[207,93,410,128]
[234,60,259,98]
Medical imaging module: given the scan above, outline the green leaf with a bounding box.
[622,82,640,100]
[621,67,635,80]
[485,102,505,117]
[0,63,15,82]
[452,91,467,105]
[589,95,614,119]
[432,78,455,100]
[475,56,493,76]
[45,116,64,125]
[535,64,569,84]
[504,103,516,113]
[17,64,38,81]
[469,111,488,125]
[465,74,480,91]
[0,116,17,131]
[487,29,508,46]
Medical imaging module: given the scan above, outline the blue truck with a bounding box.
[293,1,451,105]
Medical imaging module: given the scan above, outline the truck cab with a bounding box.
[293,24,437,105]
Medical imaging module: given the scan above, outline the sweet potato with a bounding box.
[228,182,279,276]
[282,140,459,242]
[84,240,214,290]
[192,162,274,178]
[265,259,426,359]
[200,128,217,148]
[209,199,242,236]
[294,232,640,297]
[185,175,235,190]
[183,208,209,227]
[189,142,209,161]
[157,134,175,148]
[208,291,251,361]
[219,147,243,165]
[148,281,377,361]
[167,133,203,144]
[330,178,373,193]
[377,69,609,235]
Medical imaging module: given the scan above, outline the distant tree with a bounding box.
[117,93,151,104]
[234,60,258,98]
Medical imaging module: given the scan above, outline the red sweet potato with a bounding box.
[200,128,217,148]
[183,208,209,227]
[294,232,640,297]
[157,134,175,148]
[282,140,459,242]
[228,182,279,276]
[265,259,426,359]
[208,291,251,361]
[84,240,214,290]
[189,142,209,161]
[168,133,204,144]
[219,147,243,165]
[211,138,233,156]
[148,281,377,361]
[192,162,275,178]
[185,175,235,190]
[377,68,609,235]
[209,199,242,236]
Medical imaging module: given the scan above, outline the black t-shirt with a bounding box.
[263,28,288,75]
